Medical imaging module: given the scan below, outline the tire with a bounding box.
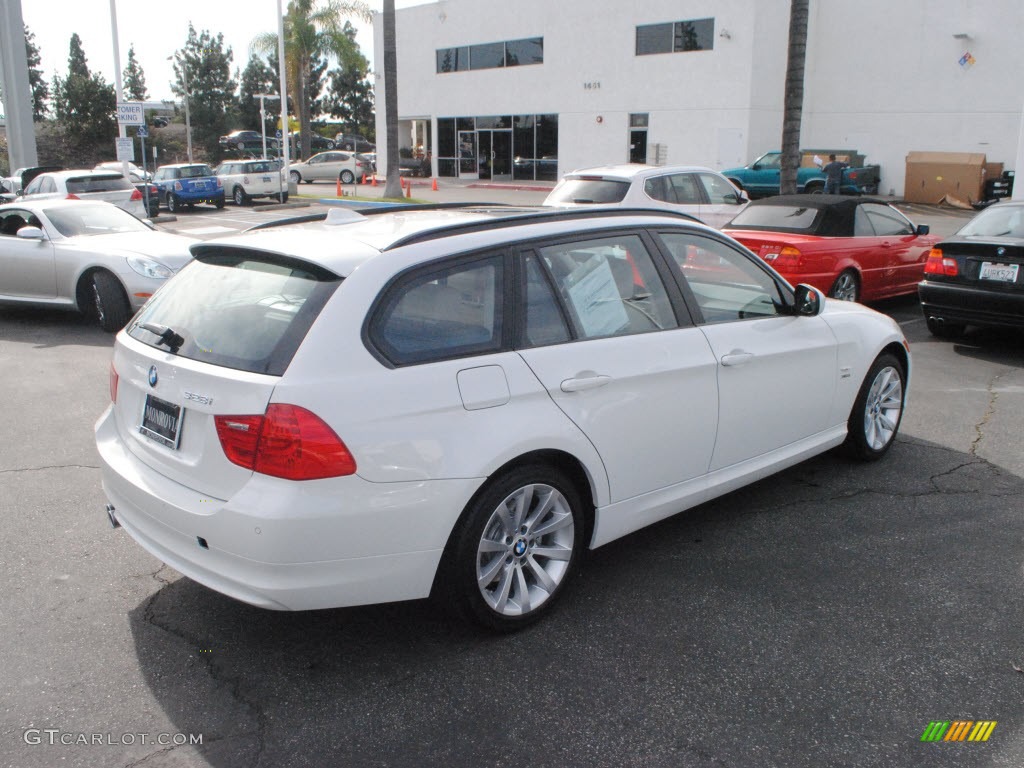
[438,464,584,632]
[805,182,825,195]
[325,140,335,149]
[340,169,355,184]
[91,271,131,333]
[214,197,225,210]
[233,186,249,206]
[828,270,860,302]
[166,194,179,213]
[236,141,245,151]
[843,353,905,461]
[290,171,301,184]
[277,191,289,203]
[926,316,966,339]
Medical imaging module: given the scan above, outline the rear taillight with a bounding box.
[130,188,143,201]
[924,248,958,276]
[173,181,183,191]
[768,245,803,271]
[109,364,119,403]
[66,193,80,200]
[216,178,223,188]
[215,405,356,480]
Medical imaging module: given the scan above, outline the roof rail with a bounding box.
[383,206,703,250]
[243,201,511,232]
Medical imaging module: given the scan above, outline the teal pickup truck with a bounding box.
[722,150,880,198]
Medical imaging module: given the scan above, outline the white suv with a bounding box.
[216,159,287,205]
[96,205,909,631]
[544,164,748,229]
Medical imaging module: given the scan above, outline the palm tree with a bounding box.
[252,0,370,161]
[780,0,809,195]
[381,0,402,199]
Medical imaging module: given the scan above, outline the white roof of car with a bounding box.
[565,164,719,180]
[0,198,126,215]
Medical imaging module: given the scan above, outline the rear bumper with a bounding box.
[95,406,481,611]
[918,280,1024,328]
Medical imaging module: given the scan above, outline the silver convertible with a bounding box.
[0,199,195,331]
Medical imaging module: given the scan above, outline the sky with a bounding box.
[10,0,430,108]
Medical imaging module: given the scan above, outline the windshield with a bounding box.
[127,247,341,375]
[726,204,820,232]
[66,174,133,193]
[546,178,630,205]
[45,203,153,237]
[957,205,1024,238]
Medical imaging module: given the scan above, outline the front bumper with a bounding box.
[918,280,1024,329]
[95,406,481,611]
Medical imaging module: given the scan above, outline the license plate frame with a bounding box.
[139,394,183,449]
[979,261,1019,283]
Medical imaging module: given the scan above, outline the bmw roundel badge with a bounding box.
[997,247,1006,256]
[148,365,158,388]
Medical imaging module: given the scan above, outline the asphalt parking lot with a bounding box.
[2,189,1023,768]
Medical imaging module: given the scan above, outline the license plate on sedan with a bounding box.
[262,176,271,182]
[140,394,183,449]
[979,262,1019,282]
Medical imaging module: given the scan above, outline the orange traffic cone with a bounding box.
[361,172,367,185]
[406,179,412,198]
[371,175,377,187]
[431,177,438,191]
[336,178,341,197]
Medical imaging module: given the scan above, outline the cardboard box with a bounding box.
[904,151,987,204]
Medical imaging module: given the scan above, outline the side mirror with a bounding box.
[752,163,761,171]
[793,284,823,316]
[916,224,930,236]
[17,226,46,240]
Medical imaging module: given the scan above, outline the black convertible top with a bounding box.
[726,194,889,236]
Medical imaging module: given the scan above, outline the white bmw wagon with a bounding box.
[96,205,909,631]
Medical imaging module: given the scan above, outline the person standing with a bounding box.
[823,154,848,195]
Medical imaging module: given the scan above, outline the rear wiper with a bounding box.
[139,322,185,353]
[571,198,596,204]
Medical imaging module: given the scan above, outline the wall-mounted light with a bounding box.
[719,29,732,40]
[596,116,603,124]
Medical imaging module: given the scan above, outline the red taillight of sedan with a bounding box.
[215,404,357,480]
[764,245,803,271]
[66,193,80,200]
[924,248,959,277]
[130,188,143,201]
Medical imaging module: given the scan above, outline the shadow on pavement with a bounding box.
[0,307,115,349]
[127,438,1024,767]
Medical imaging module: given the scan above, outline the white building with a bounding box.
[374,0,1024,196]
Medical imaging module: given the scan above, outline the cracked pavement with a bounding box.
[2,204,1023,768]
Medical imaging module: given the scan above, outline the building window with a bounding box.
[437,38,543,73]
[636,19,714,55]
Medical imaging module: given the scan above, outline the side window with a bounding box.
[309,155,323,165]
[667,174,701,204]
[698,173,741,204]
[372,255,504,365]
[521,253,571,347]
[536,234,677,339]
[643,176,670,203]
[853,206,874,236]
[864,204,913,236]
[0,211,31,236]
[659,232,785,324]
[24,177,43,195]
[41,177,57,193]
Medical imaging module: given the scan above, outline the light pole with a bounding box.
[255,93,280,159]
[167,54,193,162]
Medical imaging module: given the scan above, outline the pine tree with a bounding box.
[171,25,237,159]
[324,23,372,136]
[123,46,148,101]
[25,25,49,121]
[238,55,278,135]
[52,34,116,150]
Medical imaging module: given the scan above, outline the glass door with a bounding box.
[491,131,512,180]
[458,131,478,179]
[478,131,492,180]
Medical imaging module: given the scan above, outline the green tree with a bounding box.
[123,46,148,101]
[251,0,370,160]
[238,55,278,133]
[780,0,808,195]
[52,34,116,150]
[381,0,401,198]
[324,21,373,136]
[25,25,48,121]
[171,25,237,159]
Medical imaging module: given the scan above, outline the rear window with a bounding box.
[66,174,132,193]
[546,178,630,205]
[178,165,215,178]
[957,205,1024,238]
[127,247,341,375]
[726,204,821,232]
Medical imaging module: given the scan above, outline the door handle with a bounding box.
[720,350,753,367]
[560,374,612,392]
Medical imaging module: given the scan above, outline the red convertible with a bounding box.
[722,195,939,302]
